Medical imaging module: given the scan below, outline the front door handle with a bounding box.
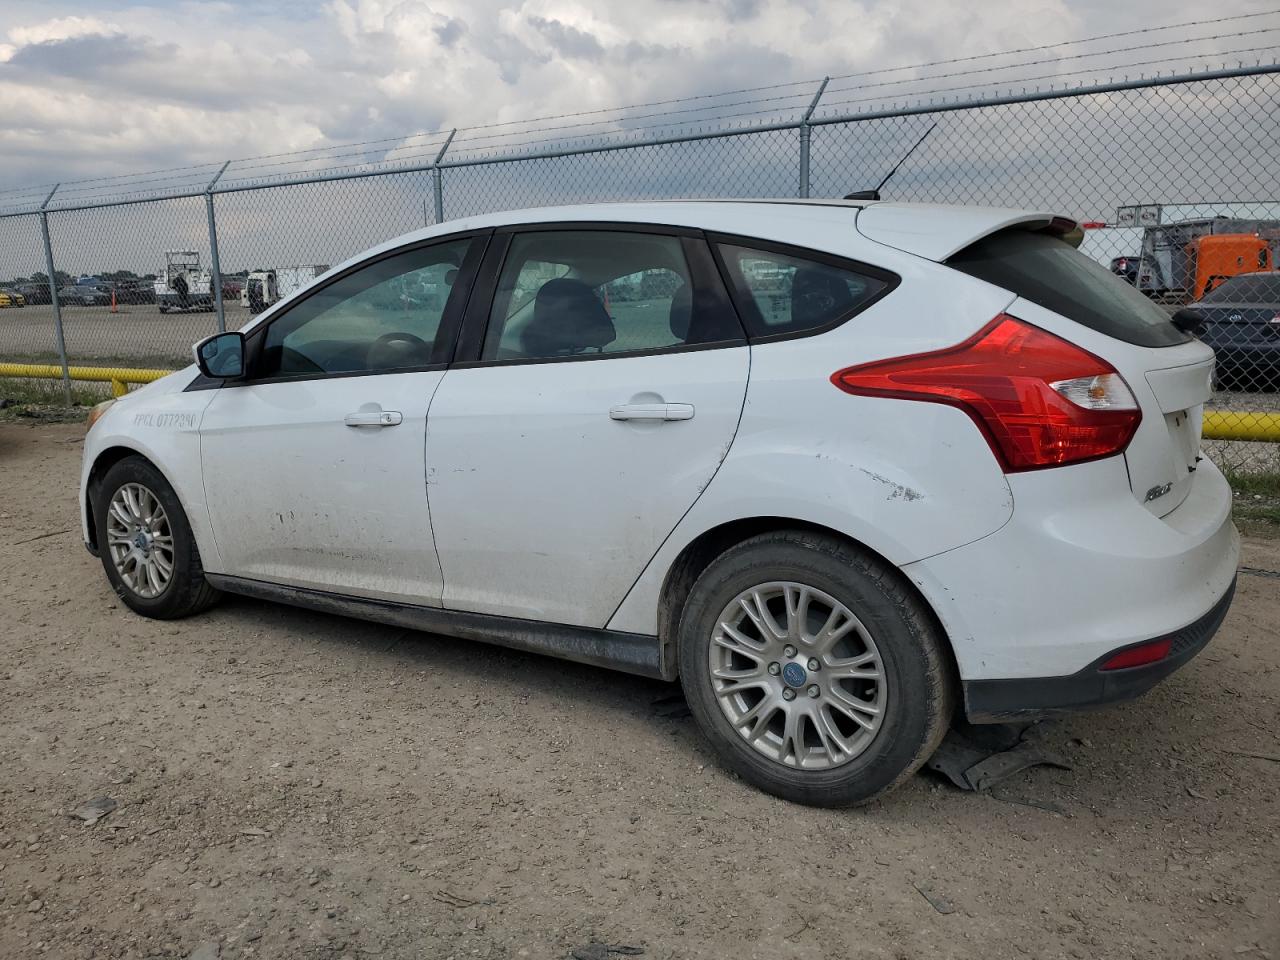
[344,410,403,427]
[609,402,694,422]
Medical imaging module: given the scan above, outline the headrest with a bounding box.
[521,278,616,356]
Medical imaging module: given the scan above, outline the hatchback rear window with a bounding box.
[948,230,1191,347]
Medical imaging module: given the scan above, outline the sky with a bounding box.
[1,0,1277,196]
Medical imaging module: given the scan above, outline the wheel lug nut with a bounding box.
[806,684,820,699]
[783,645,797,658]
[782,688,796,701]
[767,662,781,676]
[807,658,820,671]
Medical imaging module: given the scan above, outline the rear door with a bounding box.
[425,225,749,626]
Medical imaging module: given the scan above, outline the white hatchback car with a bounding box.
[81,200,1239,806]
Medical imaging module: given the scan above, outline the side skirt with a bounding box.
[205,574,669,680]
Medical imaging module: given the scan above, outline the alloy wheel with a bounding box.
[105,482,175,599]
[708,581,887,770]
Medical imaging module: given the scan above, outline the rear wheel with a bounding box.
[678,530,953,807]
[95,456,221,619]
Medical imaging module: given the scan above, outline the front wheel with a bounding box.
[94,456,221,619]
[678,531,954,807]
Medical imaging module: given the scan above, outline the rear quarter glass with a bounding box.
[948,230,1191,348]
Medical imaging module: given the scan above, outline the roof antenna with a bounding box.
[844,122,938,201]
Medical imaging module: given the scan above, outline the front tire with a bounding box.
[678,531,953,807]
[94,456,221,619]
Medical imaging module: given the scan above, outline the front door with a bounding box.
[199,234,484,605]
[426,226,750,626]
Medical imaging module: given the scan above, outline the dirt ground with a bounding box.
[1,422,1277,960]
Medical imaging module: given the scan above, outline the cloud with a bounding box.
[0,0,1254,199]
[528,16,605,61]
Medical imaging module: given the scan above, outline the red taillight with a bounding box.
[831,314,1142,472]
[1099,637,1172,671]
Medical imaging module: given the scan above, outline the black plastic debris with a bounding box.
[928,723,1070,793]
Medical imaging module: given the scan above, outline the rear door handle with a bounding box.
[344,410,403,427]
[609,402,694,422]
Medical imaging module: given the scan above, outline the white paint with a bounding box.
[426,348,749,625]
[197,373,448,605]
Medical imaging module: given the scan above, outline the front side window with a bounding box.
[717,243,890,338]
[482,230,740,361]
[258,238,473,377]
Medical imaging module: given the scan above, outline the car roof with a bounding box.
[358,199,1068,267]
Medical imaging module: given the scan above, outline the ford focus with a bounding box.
[80,200,1239,806]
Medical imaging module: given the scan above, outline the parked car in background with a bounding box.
[1180,271,1280,389]
[113,281,156,304]
[1109,255,1139,284]
[222,278,244,301]
[80,200,1238,808]
[0,286,27,307]
[14,282,52,304]
[58,282,114,306]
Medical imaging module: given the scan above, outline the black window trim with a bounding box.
[449,221,747,369]
[188,229,492,390]
[706,231,902,344]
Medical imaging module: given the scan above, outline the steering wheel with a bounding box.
[366,331,432,369]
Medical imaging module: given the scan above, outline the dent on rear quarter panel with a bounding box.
[607,252,1019,638]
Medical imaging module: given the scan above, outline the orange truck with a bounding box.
[1186,233,1273,300]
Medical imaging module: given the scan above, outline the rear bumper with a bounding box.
[962,577,1235,722]
[904,453,1240,715]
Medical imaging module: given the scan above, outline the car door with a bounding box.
[198,233,486,605]
[426,225,750,626]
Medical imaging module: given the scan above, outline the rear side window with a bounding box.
[716,243,892,338]
[482,230,742,362]
[949,230,1191,347]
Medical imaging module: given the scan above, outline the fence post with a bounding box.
[205,160,232,333]
[432,129,457,224]
[798,77,829,199]
[37,184,72,406]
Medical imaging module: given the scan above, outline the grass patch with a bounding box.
[1226,470,1280,537]
[1223,470,1280,499]
[0,377,100,423]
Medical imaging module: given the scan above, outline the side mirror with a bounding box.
[1170,307,1205,336]
[194,331,246,379]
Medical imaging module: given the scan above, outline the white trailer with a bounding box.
[242,264,329,312]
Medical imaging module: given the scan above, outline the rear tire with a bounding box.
[94,456,221,619]
[677,530,953,807]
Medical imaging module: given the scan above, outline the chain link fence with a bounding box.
[1,65,1277,473]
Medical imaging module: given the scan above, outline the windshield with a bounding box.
[949,230,1190,347]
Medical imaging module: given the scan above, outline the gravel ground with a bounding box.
[1,422,1278,960]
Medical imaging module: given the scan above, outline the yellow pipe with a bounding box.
[1,360,1279,442]
[1203,411,1280,443]
[0,362,174,397]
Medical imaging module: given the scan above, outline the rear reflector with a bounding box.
[1099,637,1172,671]
[831,314,1142,471]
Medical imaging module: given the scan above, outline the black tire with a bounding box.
[94,455,221,619]
[677,530,954,807]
